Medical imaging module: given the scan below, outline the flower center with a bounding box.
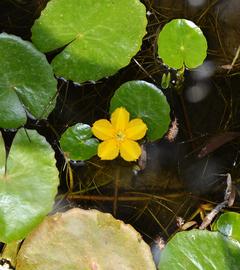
[116,131,125,141]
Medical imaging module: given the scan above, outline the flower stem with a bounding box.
[113,166,120,217]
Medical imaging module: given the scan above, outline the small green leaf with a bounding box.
[60,123,99,161]
[0,33,57,128]
[73,123,93,140]
[110,80,171,141]
[16,208,156,270]
[0,129,59,243]
[157,19,208,69]
[161,72,171,89]
[31,0,147,83]
[214,212,240,242]
[158,230,240,270]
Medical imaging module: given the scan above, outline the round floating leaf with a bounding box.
[60,123,99,160]
[0,129,59,243]
[16,208,156,270]
[0,33,57,129]
[214,212,240,242]
[158,229,240,270]
[110,81,171,141]
[31,0,147,83]
[157,19,208,69]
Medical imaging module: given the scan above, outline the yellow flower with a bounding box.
[92,107,147,161]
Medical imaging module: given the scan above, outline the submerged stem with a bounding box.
[113,167,120,217]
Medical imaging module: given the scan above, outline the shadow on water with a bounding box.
[0,0,240,244]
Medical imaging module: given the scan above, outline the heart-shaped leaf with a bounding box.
[157,19,208,69]
[158,229,240,270]
[16,208,156,270]
[0,33,57,129]
[214,212,240,242]
[0,129,59,243]
[60,123,99,161]
[31,0,147,83]
[110,80,171,141]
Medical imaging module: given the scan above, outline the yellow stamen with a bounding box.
[116,131,125,141]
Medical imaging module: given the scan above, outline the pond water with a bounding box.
[0,0,240,245]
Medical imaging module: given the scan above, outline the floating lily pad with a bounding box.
[110,80,171,141]
[214,212,240,242]
[158,229,240,270]
[60,123,99,160]
[31,0,147,83]
[0,33,57,129]
[157,19,208,69]
[16,208,156,270]
[0,129,59,243]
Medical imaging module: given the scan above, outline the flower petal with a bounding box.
[119,139,141,161]
[125,119,148,140]
[92,119,115,140]
[111,107,129,131]
[98,139,119,160]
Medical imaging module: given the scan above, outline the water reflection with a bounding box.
[187,0,206,7]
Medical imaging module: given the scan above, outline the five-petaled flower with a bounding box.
[92,107,147,161]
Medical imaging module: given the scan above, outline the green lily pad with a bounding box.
[214,212,240,242]
[31,0,147,83]
[158,229,240,270]
[157,19,208,69]
[60,123,99,161]
[16,208,156,270]
[0,129,59,243]
[0,33,57,129]
[110,80,171,141]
